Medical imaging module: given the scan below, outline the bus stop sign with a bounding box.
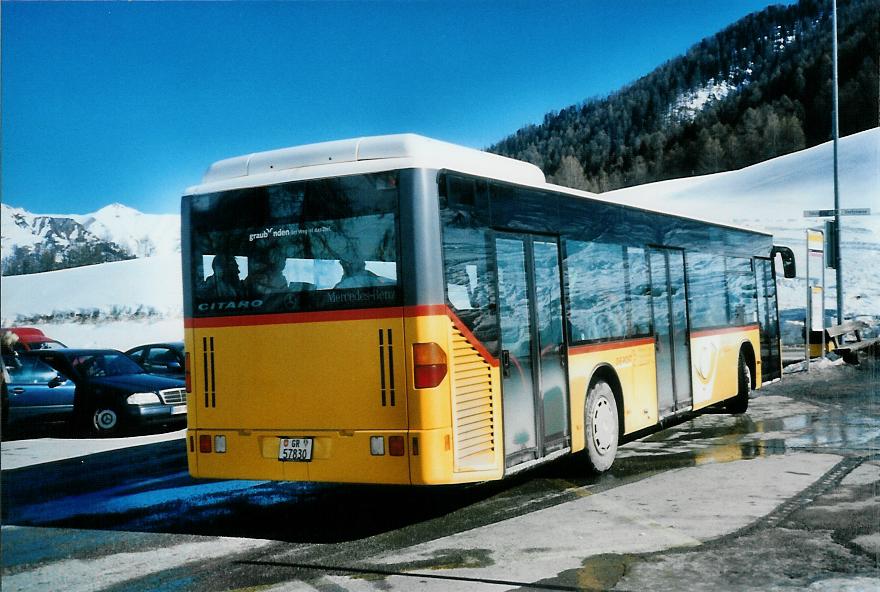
[803,208,871,217]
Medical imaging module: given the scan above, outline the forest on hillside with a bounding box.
[489,0,879,192]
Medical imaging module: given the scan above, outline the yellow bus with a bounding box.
[182,134,795,484]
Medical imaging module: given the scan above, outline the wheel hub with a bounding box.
[592,397,615,454]
[94,409,117,430]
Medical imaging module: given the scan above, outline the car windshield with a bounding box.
[188,172,401,317]
[68,353,145,378]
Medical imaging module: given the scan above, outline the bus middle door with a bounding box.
[648,247,693,418]
[495,233,570,469]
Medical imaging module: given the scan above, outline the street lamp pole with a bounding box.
[832,0,844,323]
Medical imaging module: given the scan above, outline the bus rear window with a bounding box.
[188,173,401,316]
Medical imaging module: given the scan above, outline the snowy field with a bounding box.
[1,255,183,349]
[0,129,877,350]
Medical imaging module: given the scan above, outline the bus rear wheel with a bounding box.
[584,379,619,473]
[728,352,751,414]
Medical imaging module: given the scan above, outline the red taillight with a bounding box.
[413,342,447,388]
[388,435,405,456]
[184,352,192,392]
[199,434,212,453]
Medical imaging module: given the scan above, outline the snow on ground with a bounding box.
[782,356,848,375]
[0,429,186,471]
[44,318,184,351]
[0,255,183,350]
[1,254,181,319]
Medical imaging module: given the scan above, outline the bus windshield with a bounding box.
[188,172,400,317]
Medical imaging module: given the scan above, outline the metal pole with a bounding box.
[805,230,811,371]
[821,232,826,357]
[832,0,844,323]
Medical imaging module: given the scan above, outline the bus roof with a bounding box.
[186,134,770,238]
[188,134,546,194]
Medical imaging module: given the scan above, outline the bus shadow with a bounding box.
[2,438,535,544]
[13,479,526,544]
[3,440,694,545]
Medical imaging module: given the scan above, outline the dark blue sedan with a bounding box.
[22,349,187,436]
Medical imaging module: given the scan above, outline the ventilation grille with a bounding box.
[450,325,496,471]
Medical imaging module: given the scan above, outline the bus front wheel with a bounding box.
[728,352,751,414]
[584,379,619,473]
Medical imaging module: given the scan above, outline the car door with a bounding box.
[5,355,75,424]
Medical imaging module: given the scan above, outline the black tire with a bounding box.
[1,384,9,440]
[89,405,123,436]
[728,351,751,414]
[584,379,619,473]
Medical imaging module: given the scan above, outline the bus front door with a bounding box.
[495,234,570,469]
[649,247,693,417]
[755,257,782,381]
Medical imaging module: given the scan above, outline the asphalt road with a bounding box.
[2,357,878,591]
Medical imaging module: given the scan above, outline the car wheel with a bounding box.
[1,390,8,439]
[584,379,619,473]
[728,351,751,414]
[90,405,123,436]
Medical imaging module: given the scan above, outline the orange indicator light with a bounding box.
[413,342,447,388]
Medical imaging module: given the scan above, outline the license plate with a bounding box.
[278,437,313,462]
[171,405,187,415]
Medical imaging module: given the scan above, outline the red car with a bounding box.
[0,327,67,352]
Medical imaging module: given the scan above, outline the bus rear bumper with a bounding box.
[187,428,412,484]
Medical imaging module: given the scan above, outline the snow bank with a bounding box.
[1,254,181,319]
[0,255,183,350]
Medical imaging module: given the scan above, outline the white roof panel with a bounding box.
[189,134,546,194]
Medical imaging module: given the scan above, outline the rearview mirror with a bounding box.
[772,245,797,279]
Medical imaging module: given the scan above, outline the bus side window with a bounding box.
[726,257,757,326]
[565,240,627,342]
[440,224,499,357]
[626,247,652,337]
[687,252,728,328]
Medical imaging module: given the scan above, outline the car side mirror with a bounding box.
[48,374,68,388]
[167,361,182,370]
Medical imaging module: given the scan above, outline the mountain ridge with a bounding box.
[1,202,180,275]
[489,0,878,192]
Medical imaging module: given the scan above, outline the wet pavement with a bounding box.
[2,356,878,590]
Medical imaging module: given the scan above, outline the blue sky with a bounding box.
[2,1,789,215]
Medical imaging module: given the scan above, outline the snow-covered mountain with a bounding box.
[75,203,180,258]
[1,202,180,274]
[0,130,876,350]
[3,204,116,253]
